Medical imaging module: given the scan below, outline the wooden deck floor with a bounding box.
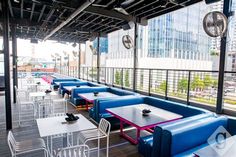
[0,78,145,157]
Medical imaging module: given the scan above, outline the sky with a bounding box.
[0,38,85,62]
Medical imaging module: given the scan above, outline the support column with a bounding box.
[2,0,12,130]
[68,54,70,76]
[216,0,232,114]
[78,43,81,79]
[97,35,100,83]
[12,25,18,103]
[60,56,62,74]
[133,23,138,91]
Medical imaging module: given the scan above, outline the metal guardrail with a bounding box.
[69,67,236,111]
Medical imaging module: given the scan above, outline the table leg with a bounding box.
[86,101,88,111]
[119,120,140,145]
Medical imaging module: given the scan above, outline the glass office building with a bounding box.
[146,3,211,61]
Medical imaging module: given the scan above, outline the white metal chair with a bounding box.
[7,131,48,157]
[16,87,35,126]
[48,113,73,154]
[37,98,52,118]
[52,93,69,114]
[77,118,111,157]
[14,86,29,101]
[54,145,90,157]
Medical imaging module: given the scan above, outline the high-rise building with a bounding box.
[106,2,212,71]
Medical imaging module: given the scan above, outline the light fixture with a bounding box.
[14,0,20,3]
[72,42,77,47]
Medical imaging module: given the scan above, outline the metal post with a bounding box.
[55,57,57,73]
[148,69,151,96]
[97,36,100,83]
[165,70,168,99]
[67,54,70,76]
[3,0,12,130]
[133,23,138,91]
[216,0,232,114]
[12,25,18,103]
[78,43,81,79]
[187,71,191,105]
[60,56,62,74]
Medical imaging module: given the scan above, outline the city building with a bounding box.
[105,2,212,71]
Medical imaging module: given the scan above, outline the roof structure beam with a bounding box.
[21,0,24,19]
[38,5,46,22]
[30,3,36,21]
[43,0,95,41]
[8,0,14,17]
[84,6,136,22]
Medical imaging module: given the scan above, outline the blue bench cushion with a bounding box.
[161,116,228,157]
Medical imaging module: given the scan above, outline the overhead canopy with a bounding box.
[0,0,203,43]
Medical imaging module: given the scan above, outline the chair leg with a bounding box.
[106,136,109,157]
[19,105,21,126]
[98,138,100,157]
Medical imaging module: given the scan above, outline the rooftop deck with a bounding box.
[0,78,145,157]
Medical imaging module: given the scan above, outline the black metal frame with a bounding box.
[216,0,232,114]
[12,25,18,104]
[2,0,12,130]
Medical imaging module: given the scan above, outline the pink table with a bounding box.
[106,104,183,144]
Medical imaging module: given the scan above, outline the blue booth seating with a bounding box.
[70,86,137,107]
[90,95,143,123]
[139,115,236,157]
[138,113,214,157]
[58,81,100,95]
[161,116,236,157]
[89,95,209,129]
[51,78,80,90]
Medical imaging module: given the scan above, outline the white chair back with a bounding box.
[55,145,90,157]
[7,131,17,156]
[98,118,111,136]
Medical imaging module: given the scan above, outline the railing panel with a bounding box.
[223,72,236,110]
[136,69,149,93]
[150,69,167,96]
[189,71,218,107]
[167,70,188,101]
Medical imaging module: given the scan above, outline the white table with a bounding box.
[29,92,57,118]
[37,114,97,156]
[29,91,57,99]
[26,83,39,92]
[194,135,236,157]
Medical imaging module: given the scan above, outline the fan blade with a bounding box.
[114,7,129,15]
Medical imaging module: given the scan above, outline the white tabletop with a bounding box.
[78,92,119,102]
[36,114,97,137]
[26,83,38,86]
[29,91,57,97]
[64,85,90,91]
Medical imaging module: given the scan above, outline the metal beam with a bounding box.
[85,6,135,22]
[38,5,46,22]
[30,3,36,21]
[133,23,138,91]
[43,0,95,41]
[8,0,14,17]
[78,43,81,78]
[216,0,232,114]
[97,35,100,82]
[21,0,24,19]
[2,0,12,130]
[12,25,18,104]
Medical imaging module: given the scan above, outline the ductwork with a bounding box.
[43,0,95,41]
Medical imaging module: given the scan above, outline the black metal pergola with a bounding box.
[0,0,232,130]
